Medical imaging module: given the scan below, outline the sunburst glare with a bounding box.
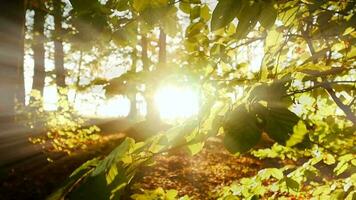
[154,85,199,121]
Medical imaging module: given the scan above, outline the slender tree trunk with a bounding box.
[16,4,26,108]
[73,50,83,104]
[0,0,26,124]
[53,0,65,88]
[141,35,160,122]
[158,27,166,65]
[128,48,137,119]
[32,8,46,96]
[141,35,148,71]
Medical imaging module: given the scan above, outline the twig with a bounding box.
[322,82,356,125]
[285,81,356,96]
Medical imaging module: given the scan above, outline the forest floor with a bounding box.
[0,129,284,200]
[131,139,264,199]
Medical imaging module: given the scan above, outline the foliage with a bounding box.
[217,150,356,200]
[21,88,101,155]
[131,188,191,200]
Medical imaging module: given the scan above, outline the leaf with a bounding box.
[47,158,100,200]
[235,1,261,39]
[70,158,100,178]
[286,120,308,147]
[323,154,336,165]
[160,7,179,36]
[166,189,178,200]
[68,173,110,200]
[223,104,262,153]
[259,168,284,180]
[187,142,205,155]
[248,78,290,104]
[186,21,205,38]
[258,106,300,145]
[280,6,298,26]
[200,5,210,22]
[258,1,277,29]
[179,2,190,14]
[190,5,200,20]
[211,0,242,31]
[343,27,355,36]
[346,191,356,200]
[92,138,135,176]
[284,177,299,191]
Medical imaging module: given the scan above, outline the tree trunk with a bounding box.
[141,35,160,122]
[128,48,137,120]
[141,35,148,71]
[158,28,166,65]
[146,28,167,122]
[0,0,26,124]
[32,8,46,96]
[53,0,65,88]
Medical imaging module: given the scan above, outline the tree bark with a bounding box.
[128,48,137,119]
[158,28,166,65]
[141,35,148,71]
[141,34,160,121]
[53,0,65,88]
[0,0,26,124]
[32,8,46,96]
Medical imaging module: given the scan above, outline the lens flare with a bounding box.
[154,86,199,121]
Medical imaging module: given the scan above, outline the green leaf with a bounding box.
[186,21,205,38]
[280,6,298,26]
[284,177,299,191]
[68,173,110,200]
[223,104,262,153]
[166,189,178,200]
[235,1,261,39]
[200,5,210,22]
[286,120,308,147]
[187,142,205,155]
[258,1,277,29]
[70,158,100,178]
[92,138,135,176]
[47,158,99,200]
[190,5,200,20]
[211,0,242,31]
[323,154,336,165]
[259,168,284,180]
[259,106,300,145]
[248,77,290,104]
[179,2,190,14]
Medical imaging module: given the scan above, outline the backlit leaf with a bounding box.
[223,104,261,153]
[211,0,242,31]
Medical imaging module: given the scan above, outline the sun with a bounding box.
[154,85,199,121]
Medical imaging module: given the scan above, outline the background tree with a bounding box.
[53,0,66,88]
[0,0,26,124]
[31,2,46,97]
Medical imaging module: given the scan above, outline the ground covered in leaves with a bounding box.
[1,135,272,200]
[131,139,263,199]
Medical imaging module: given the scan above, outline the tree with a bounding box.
[53,0,65,88]
[127,48,138,120]
[32,6,46,96]
[0,0,26,124]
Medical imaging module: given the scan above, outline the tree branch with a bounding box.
[322,82,356,125]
